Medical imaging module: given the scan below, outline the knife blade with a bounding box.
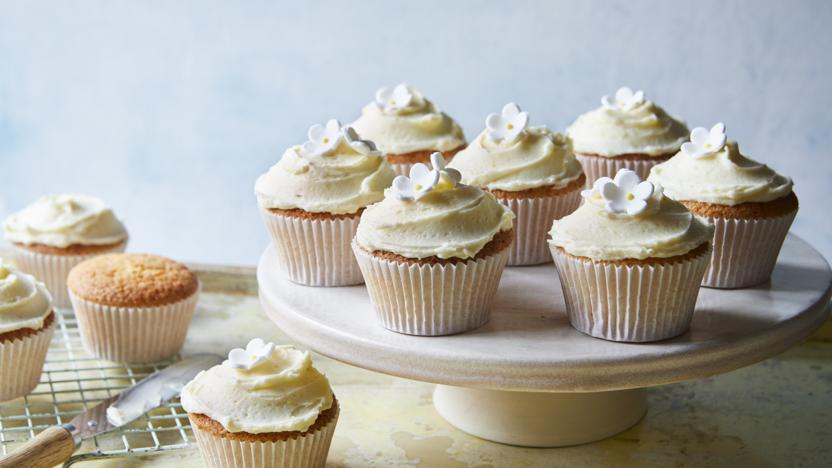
[0,353,223,468]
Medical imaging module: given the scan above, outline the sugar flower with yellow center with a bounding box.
[582,168,656,216]
[601,86,646,112]
[485,102,529,143]
[681,122,727,159]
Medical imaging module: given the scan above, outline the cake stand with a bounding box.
[257,235,831,447]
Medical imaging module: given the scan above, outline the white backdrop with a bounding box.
[1,0,830,264]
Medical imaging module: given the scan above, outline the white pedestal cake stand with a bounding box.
[257,235,831,447]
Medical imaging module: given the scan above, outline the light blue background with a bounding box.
[1,1,830,264]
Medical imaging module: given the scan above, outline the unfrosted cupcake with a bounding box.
[648,123,797,288]
[449,103,585,265]
[567,86,689,184]
[255,120,395,287]
[3,194,128,307]
[549,169,713,342]
[353,153,515,336]
[182,339,338,468]
[0,261,54,402]
[67,253,199,362]
[351,83,466,175]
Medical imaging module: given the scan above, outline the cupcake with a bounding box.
[648,123,797,288]
[566,86,689,184]
[3,194,128,307]
[181,339,338,468]
[353,153,515,336]
[549,169,713,342]
[67,253,199,362]
[350,83,466,175]
[448,103,585,265]
[0,261,55,402]
[255,120,395,287]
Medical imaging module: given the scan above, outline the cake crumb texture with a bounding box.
[68,253,198,307]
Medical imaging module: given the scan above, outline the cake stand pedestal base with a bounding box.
[433,385,647,447]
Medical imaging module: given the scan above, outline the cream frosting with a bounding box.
[449,127,584,191]
[180,343,333,434]
[4,194,127,248]
[255,138,396,214]
[567,95,689,157]
[356,182,515,260]
[350,84,466,154]
[549,180,712,260]
[648,141,793,206]
[0,261,52,334]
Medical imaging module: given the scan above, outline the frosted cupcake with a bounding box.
[567,87,689,184]
[255,120,395,287]
[3,194,128,307]
[182,340,338,468]
[0,261,54,402]
[351,83,466,175]
[67,253,199,362]
[353,153,515,336]
[449,103,585,265]
[549,169,713,342]
[649,123,797,288]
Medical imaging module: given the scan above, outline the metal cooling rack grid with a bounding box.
[0,307,192,465]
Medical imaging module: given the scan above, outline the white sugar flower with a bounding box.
[601,86,646,111]
[228,338,275,370]
[375,83,414,113]
[342,126,382,156]
[391,163,440,201]
[430,152,461,187]
[485,102,529,143]
[302,119,342,156]
[587,169,655,216]
[681,122,727,159]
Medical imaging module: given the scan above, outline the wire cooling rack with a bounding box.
[0,307,192,465]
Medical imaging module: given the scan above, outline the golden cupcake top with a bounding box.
[355,153,515,259]
[0,260,52,334]
[350,83,466,154]
[566,86,689,157]
[4,194,127,248]
[67,253,198,307]
[549,169,713,261]
[181,339,333,434]
[648,123,793,206]
[449,102,584,191]
[255,120,395,214]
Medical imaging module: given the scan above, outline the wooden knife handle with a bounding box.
[0,425,77,468]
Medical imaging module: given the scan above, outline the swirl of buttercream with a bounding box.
[648,141,793,206]
[181,344,333,434]
[449,127,583,191]
[355,183,514,259]
[351,85,465,154]
[255,137,396,214]
[0,261,52,334]
[4,195,127,248]
[566,98,689,157]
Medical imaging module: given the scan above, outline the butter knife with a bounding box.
[0,353,222,468]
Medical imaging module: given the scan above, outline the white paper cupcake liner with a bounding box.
[8,242,127,308]
[260,208,363,287]
[0,315,56,402]
[352,241,509,336]
[575,153,667,187]
[701,211,796,289]
[68,288,199,363]
[551,245,710,342]
[496,188,582,266]
[189,402,339,468]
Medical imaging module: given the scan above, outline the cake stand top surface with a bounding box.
[258,235,831,392]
